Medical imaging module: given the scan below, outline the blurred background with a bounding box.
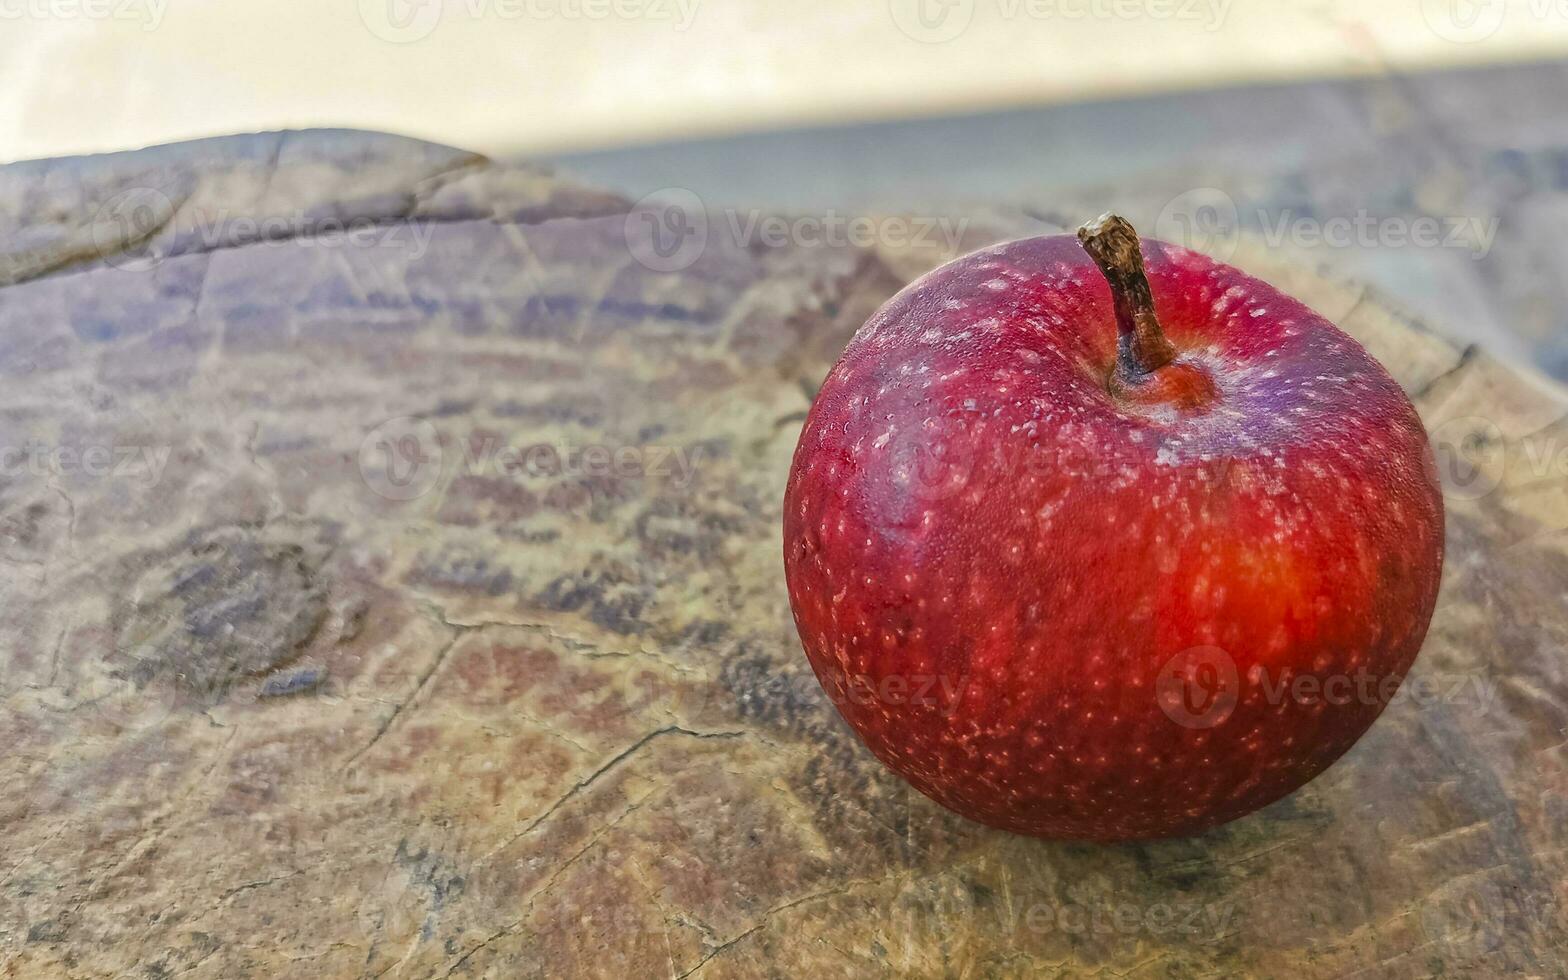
[3,1,1568,377]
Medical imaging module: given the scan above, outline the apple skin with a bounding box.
[782,232,1444,841]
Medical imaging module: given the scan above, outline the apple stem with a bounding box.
[1077,213,1177,379]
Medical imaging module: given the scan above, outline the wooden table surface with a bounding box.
[0,122,1565,979]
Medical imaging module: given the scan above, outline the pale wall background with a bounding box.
[2,0,1567,165]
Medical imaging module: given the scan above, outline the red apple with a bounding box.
[782,214,1444,841]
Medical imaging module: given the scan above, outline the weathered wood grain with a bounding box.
[0,130,1564,979]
